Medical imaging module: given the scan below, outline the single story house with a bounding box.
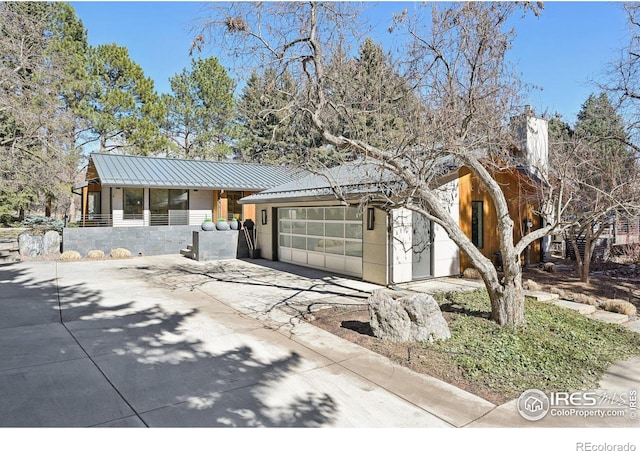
[73,153,304,227]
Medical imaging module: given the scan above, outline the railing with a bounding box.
[75,212,190,227]
[76,214,113,227]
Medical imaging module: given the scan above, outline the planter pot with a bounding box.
[201,221,214,231]
[216,220,229,231]
[229,219,239,230]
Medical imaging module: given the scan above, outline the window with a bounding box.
[123,188,143,219]
[471,201,484,248]
[150,189,188,225]
[227,191,243,220]
[87,192,101,218]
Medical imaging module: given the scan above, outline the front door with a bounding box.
[412,212,432,279]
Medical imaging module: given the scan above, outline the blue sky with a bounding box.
[71,1,630,124]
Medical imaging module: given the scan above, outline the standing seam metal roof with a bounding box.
[89,153,304,190]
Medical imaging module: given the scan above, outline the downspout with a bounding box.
[387,209,395,287]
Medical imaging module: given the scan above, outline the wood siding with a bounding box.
[459,167,541,272]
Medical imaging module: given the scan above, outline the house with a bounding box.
[73,153,303,227]
[239,113,548,285]
[69,111,547,283]
[66,153,304,258]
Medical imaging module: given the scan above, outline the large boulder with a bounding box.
[43,231,61,255]
[18,233,43,257]
[368,290,451,343]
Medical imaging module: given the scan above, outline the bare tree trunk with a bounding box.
[485,262,525,326]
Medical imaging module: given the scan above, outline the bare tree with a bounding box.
[193,2,555,326]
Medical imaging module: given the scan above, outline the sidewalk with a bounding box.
[0,255,638,427]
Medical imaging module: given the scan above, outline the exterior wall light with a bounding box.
[366,207,375,230]
[261,209,268,225]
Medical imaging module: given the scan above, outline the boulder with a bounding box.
[368,290,451,343]
[43,231,61,255]
[18,233,43,257]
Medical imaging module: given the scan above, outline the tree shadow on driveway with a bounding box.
[0,262,338,427]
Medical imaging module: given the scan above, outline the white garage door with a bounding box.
[278,206,363,277]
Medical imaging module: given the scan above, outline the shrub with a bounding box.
[462,267,481,279]
[110,248,131,258]
[59,250,81,262]
[22,215,64,234]
[523,279,541,292]
[602,299,637,316]
[87,250,105,259]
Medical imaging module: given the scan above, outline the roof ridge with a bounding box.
[89,152,291,169]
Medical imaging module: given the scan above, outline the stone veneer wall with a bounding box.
[62,225,202,257]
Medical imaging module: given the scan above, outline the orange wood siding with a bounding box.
[459,168,541,272]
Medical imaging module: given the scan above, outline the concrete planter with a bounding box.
[201,220,214,231]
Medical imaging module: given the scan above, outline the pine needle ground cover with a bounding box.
[310,289,640,404]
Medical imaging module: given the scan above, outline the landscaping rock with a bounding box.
[368,290,451,343]
[42,231,60,255]
[18,233,43,257]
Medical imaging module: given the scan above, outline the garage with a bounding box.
[277,206,363,277]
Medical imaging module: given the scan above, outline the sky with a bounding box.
[70,1,632,125]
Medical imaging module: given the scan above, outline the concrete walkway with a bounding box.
[0,255,638,427]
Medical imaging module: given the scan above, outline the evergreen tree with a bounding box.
[162,57,236,160]
[0,2,85,219]
[85,43,168,155]
[237,68,319,163]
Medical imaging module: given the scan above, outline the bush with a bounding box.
[462,267,481,279]
[22,215,64,234]
[59,250,81,262]
[110,248,131,258]
[523,279,541,291]
[87,250,105,259]
[602,299,637,316]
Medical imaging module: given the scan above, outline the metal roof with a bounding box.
[88,153,304,190]
[239,162,397,204]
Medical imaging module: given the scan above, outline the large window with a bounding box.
[123,188,143,219]
[471,201,484,248]
[150,189,188,225]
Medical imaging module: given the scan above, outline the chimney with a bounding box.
[512,106,548,180]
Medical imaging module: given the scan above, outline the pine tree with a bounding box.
[162,57,236,160]
[85,43,168,155]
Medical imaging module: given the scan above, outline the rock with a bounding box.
[18,233,43,257]
[368,290,451,343]
[42,231,61,255]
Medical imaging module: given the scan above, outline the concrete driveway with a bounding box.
[1,255,638,429]
[0,255,494,427]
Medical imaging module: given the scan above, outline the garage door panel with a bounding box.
[278,207,362,278]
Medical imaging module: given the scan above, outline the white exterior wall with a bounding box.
[188,189,214,225]
[526,116,549,180]
[432,179,461,277]
[362,207,389,285]
[391,208,413,284]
